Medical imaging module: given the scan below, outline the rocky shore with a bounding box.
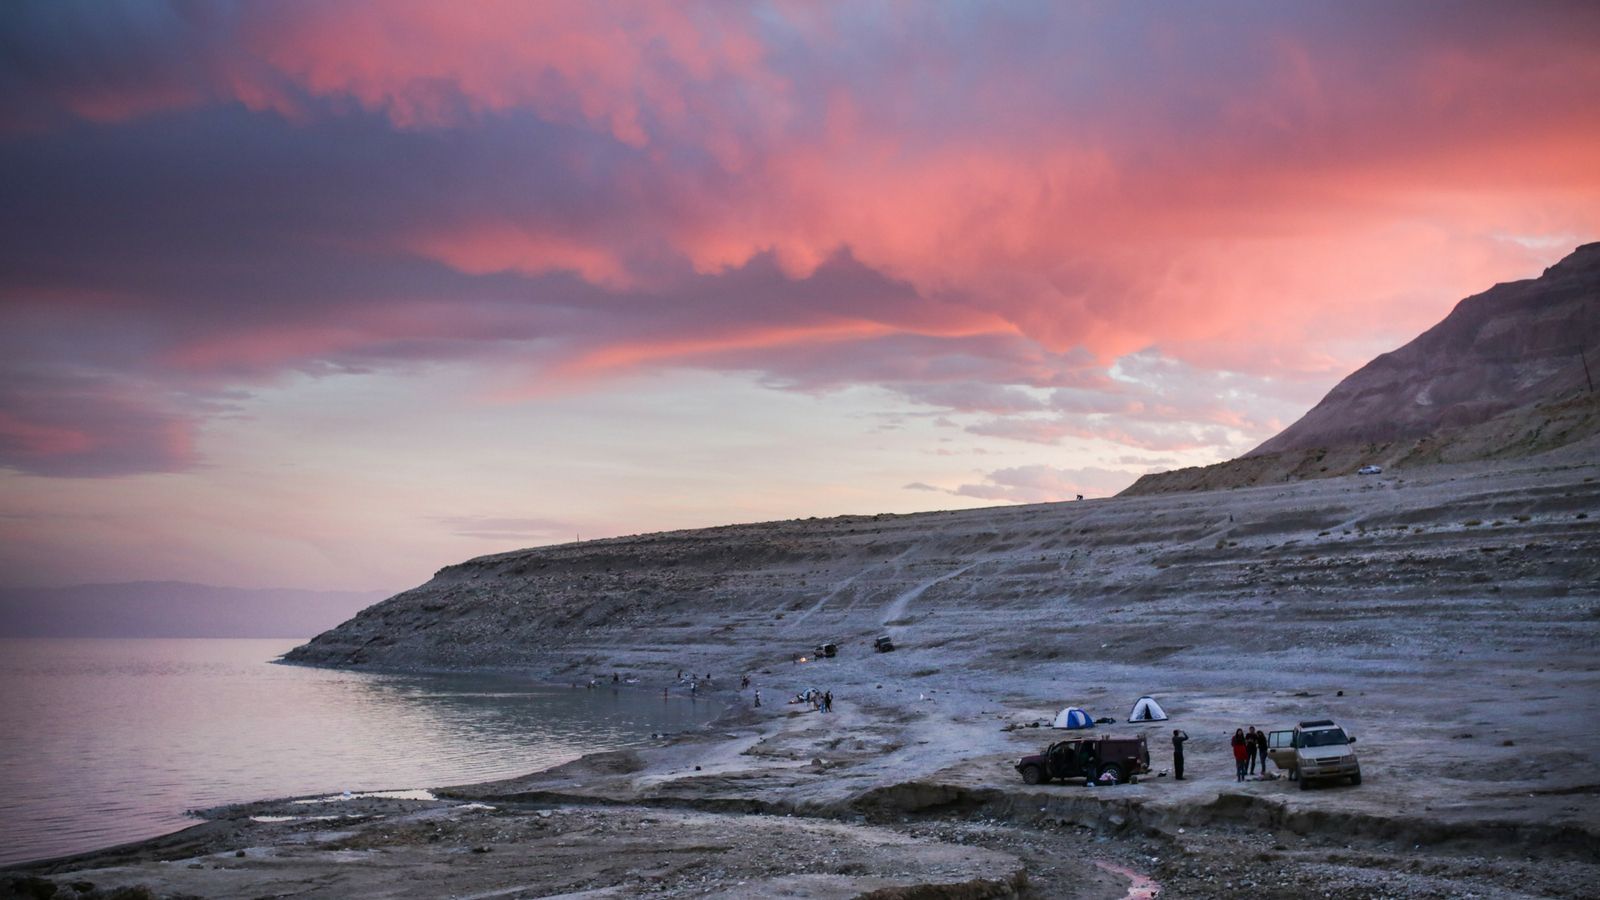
[5,674,1596,898]
[6,444,1599,898]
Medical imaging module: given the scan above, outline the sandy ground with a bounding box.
[7,446,1599,898]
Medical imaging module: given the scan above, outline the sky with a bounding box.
[2,1,1598,593]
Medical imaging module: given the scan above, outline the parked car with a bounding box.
[1267,719,1361,788]
[815,642,838,658]
[873,635,895,653]
[1015,736,1150,785]
[1357,465,1383,475]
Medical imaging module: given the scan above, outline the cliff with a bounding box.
[1124,243,1599,496]
[283,449,1600,675]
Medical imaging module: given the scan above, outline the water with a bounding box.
[0,639,722,865]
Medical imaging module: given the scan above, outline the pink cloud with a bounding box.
[3,3,1599,478]
[405,224,635,288]
[0,377,197,477]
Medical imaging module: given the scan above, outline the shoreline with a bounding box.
[7,670,1597,898]
[0,653,734,873]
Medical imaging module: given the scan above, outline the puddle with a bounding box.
[1095,860,1160,899]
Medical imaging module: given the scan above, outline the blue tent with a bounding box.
[1052,706,1094,729]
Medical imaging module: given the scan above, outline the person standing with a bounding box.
[824,691,833,713]
[1254,728,1270,775]
[754,689,761,707]
[1231,728,1249,782]
[1245,726,1259,775]
[1172,729,1189,780]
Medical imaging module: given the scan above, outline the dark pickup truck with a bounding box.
[1015,736,1151,785]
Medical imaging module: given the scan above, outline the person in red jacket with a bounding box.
[1231,728,1249,781]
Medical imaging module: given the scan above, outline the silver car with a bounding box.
[1267,720,1362,788]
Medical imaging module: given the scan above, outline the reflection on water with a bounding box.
[0,639,721,865]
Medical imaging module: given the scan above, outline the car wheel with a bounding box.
[1021,765,1043,785]
[1098,763,1124,783]
[1299,775,1311,790]
[1350,770,1361,786]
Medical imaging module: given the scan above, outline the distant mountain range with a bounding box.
[0,581,391,638]
[1125,242,1600,495]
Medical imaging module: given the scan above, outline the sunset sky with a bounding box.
[3,1,1598,593]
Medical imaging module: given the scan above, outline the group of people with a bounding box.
[1171,726,1274,781]
[1231,726,1272,780]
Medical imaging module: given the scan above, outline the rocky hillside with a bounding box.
[283,448,1600,679]
[1259,242,1599,452]
[1124,391,1600,495]
[1124,243,1599,496]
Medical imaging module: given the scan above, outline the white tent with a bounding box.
[1052,706,1094,729]
[1128,696,1168,721]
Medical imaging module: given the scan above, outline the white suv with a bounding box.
[1267,719,1361,789]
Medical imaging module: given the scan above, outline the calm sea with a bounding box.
[0,639,721,866]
